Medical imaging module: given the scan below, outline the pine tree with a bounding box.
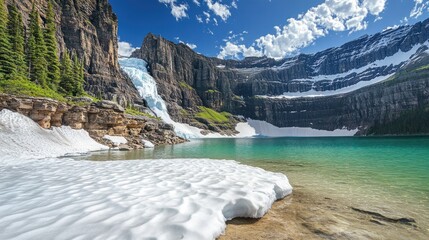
[72,53,85,96]
[27,3,48,86]
[0,0,15,79]
[59,50,74,95]
[44,0,60,88]
[7,4,27,79]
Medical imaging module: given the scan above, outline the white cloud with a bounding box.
[118,41,139,57]
[179,40,197,49]
[158,0,188,21]
[213,18,218,26]
[218,42,262,59]
[176,38,198,50]
[171,4,188,20]
[362,0,386,15]
[205,0,231,21]
[203,11,211,23]
[218,0,387,59]
[410,0,429,18]
[185,42,198,49]
[222,30,248,43]
[383,24,399,32]
[159,0,237,24]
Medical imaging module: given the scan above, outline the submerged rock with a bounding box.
[118,144,132,151]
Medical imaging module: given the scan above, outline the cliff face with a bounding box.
[134,18,429,135]
[7,0,140,106]
[238,72,429,134]
[132,34,242,123]
[0,94,186,147]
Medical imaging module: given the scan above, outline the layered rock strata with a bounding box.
[0,94,186,148]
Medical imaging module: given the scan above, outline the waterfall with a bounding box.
[119,58,206,139]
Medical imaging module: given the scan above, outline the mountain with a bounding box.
[132,19,429,135]
[7,0,140,106]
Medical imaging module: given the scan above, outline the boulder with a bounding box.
[96,100,125,112]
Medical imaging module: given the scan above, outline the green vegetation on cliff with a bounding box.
[125,107,160,120]
[196,106,230,123]
[205,89,219,94]
[7,4,26,80]
[179,81,193,90]
[0,0,85,99]
[0,79,65,101]
[0,0,14,79]
[28,3,48,86]
[368,105,429,135]
[44,0,61,88]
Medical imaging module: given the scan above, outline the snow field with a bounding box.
[0,109,293,240]
[0,109,107,163]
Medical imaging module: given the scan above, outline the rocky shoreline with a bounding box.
[220,187,427,240]
[0,94,186,149]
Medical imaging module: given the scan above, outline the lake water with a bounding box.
[84,136,429,229]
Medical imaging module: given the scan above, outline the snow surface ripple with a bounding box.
[0,109,107,163]
[0,109,293,240]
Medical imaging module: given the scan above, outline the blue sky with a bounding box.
[112,0,429,59]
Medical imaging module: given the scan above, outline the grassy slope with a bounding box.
[196,106,230,123]
[0,79,65,101]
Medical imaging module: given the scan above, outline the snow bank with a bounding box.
[103,135,128,146]
[0,158,291,240]
[0,110,293,239]
[235,122,257,138]
[142,139,155,148]
[0,109,107,163]
[247,119,358,137]
[0,159,292,240]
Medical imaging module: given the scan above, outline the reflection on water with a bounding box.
[82,136,429,226]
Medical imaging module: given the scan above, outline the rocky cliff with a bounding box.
[132,33,237,117]
[7,0,140,106]
[0,94,186,147]
[133,18,429,135]
[238,69,429,135]
[131,33,242,133]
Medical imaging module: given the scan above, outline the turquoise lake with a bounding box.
[85,136,429,229]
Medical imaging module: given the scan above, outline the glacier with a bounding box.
[0,109,292,240]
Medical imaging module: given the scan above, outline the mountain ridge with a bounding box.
[131,18,429,135]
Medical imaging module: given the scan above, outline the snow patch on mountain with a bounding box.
[247,119,358,137]
[262,40,428,98]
